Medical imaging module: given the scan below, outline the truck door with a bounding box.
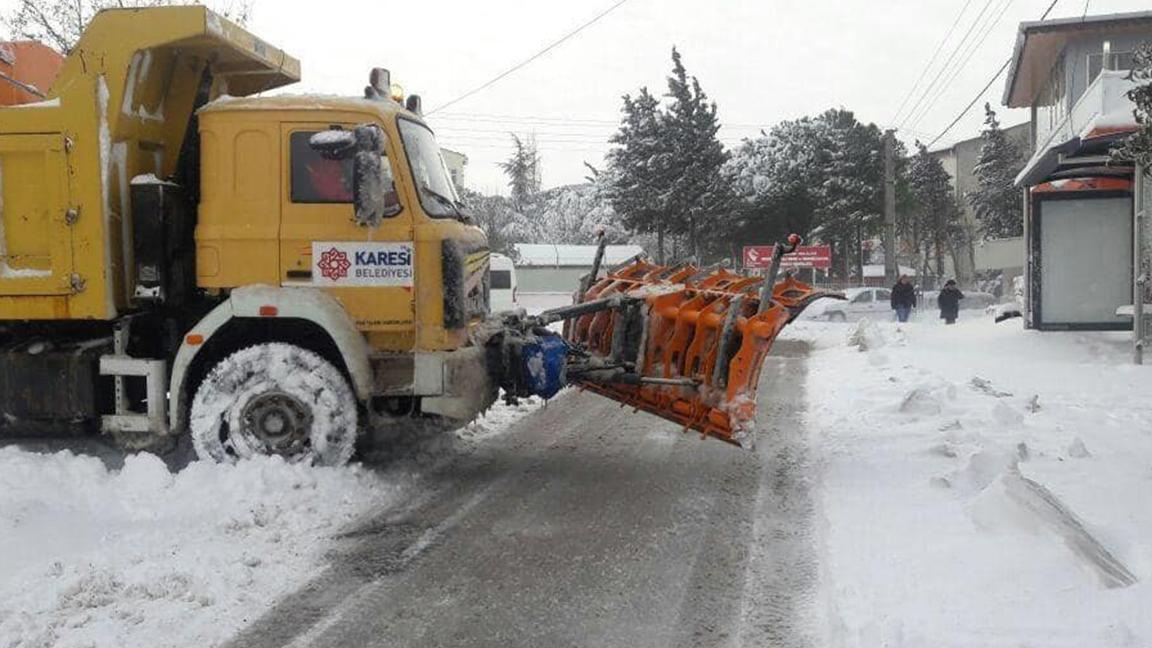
[0,134,72,295]
[279,123,415,329]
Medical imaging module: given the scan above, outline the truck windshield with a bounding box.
[398,118,461,219]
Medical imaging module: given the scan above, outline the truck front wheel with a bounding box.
[189,343,358,466]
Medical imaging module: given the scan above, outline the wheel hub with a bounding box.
[239,391,313,455]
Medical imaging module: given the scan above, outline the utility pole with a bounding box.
[883,129,898,285]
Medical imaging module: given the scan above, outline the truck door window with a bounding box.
[289,131,400,213]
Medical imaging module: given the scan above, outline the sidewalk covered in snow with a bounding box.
[786,315,1152,646]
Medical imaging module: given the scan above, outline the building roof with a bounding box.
[927,121,1030,156]
[1002,10,1152,108]
[513,244,645,267]
[441,148,468,163]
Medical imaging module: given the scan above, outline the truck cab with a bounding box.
[0,6,495,464]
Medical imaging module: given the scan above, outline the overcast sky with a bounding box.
[8,0,1150,193]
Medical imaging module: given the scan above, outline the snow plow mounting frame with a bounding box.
[547,236,837,447]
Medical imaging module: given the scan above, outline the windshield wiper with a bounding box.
[421,185,462,218]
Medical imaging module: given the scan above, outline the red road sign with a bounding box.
[742,245,775,269]
[743,245,831,270]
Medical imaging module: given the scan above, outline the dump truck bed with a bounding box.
[0,6,299,320]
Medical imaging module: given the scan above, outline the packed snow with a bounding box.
[784,315,1152,646]
[0,450,400,648]
[0,390,546,648]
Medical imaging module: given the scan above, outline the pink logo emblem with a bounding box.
[318,247,351,281]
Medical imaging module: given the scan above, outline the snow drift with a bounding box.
[0,449,399,648]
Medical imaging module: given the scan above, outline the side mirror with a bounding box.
[352,125,387,227]
[309,124,391,227]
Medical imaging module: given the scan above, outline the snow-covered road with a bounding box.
[219,342,815,648]
[6,300,1151,648]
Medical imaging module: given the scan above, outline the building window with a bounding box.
[1087,51,1135,86]
[1034,53,1067,144]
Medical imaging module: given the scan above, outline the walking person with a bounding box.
[891,275,916,323]
[938,279,964,325]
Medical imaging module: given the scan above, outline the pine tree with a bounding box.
[813,109,884,280]
[659,47,729,261]
[1117,44,1152,170]
[3,0,251,53]
[968,103,1024,238]
[499,134,541,212]
[606,87,674,261]
[905,141,963,280]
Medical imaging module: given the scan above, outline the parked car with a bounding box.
[817,287,893,322]
[489,253,519,312]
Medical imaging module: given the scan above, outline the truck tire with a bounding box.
[189,343,358,466]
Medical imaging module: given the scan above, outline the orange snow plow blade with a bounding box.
[561,242,837,447]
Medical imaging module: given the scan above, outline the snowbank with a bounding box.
[784,317,1152,646]
[0,450,400,648]
[0,389,546,647]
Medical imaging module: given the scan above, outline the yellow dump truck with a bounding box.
[0,7,828,465]
[0,6,501,464]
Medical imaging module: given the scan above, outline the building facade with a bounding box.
[1002,11,1151,330]
[513,244,645,293]
[441,148,468,191]
[931,122,1032,286]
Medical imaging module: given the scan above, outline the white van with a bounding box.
[489,253,519,313]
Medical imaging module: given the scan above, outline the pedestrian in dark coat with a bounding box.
[891,275,916,322]
[938,280,964,325]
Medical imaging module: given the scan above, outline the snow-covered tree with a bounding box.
[607,48,728,263]
[812,109,885,280]
[721,117,824,259]
[905,141,963,279]
[968,103,1024,238]
[721,109,885,278]
[462,179,626,256]
[1117,43,1152,170]
[460,189,519,256]
[660,47,730,261]
[606,87,673,261]
[499,134,541,212]
[3,0,252,53]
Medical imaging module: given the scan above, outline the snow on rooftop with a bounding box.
[513,243,645,267]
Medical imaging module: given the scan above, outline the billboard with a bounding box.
[743,245,831,270]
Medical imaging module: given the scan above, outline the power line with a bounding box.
[899,0,999,130]
[925,0,1062,148]
[432,115,946,144]
[427,0,634,116]
[906,0,1015,131]
[892,0,977,124]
